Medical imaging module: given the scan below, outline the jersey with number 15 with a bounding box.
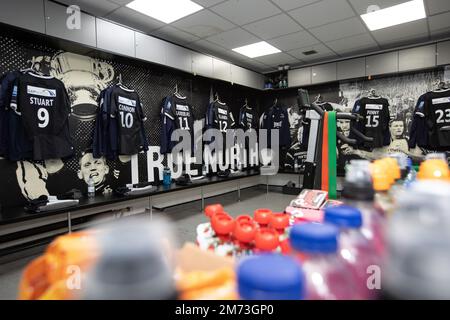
[10,72,74,160]
[352,96,391,149]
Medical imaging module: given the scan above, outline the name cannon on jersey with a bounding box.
[118,96,137,113]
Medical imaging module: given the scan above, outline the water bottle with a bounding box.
[82,218,178,299]
[342,160,386,256]
[403,158,417,188]
[87,177,95,198]
[237,254,305,300]
[383,181,450,299]
[324,205,381,299]
[289,223,358,300]
[163,167,171,186]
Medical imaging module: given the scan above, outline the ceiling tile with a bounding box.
[429,11,450,31]
[254,52,300,66]
[289,0,355,28]
[372,19,429,45]
[348,0,408,14]
[429,11,450,37]
[268,31,320,51]
[242,14,302,40]
[210,0,281,25]
[326,33,379,55]
[192,0,226,7]
[190,39,227,56]
[152,26,201,45]
[288,43,337,61]
[58,0,119,16]
[309,17,367,42]
[105,7,165,33]
[172,10,235,38]
[206,28,260,49]
[271,0,321,11]
[426,0,450,15]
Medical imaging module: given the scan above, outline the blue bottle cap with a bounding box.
[237,254,305,300]
[324,205,363,228]
[289,223,339,254]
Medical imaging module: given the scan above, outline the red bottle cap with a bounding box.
[211,212,235,236]
[269,213,290,231]
[234,219,257,244]
[255,228,279,251]
[254,209,273,225]
[204,204,224,218]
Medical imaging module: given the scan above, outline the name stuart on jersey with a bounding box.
[29,96,54,107]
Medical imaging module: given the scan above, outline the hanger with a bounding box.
[174,83,186,99]
[214,92,223,104]
[243,98,251,109]
[117,73,133,91]
[21,58,45,76]
[314,94,324,104]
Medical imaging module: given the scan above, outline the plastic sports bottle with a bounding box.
[289,223,358,300]
[383,180,450,299]
[324,205,381,299]
[342,160,385,256]
[87,177,95,198]
[371,161,395,216]
[237,254,305,300]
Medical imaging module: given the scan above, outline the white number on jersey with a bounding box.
[120,111,133,129]
[366,115,380,128]
[219,121,228,132]
[37,108,49,128]
[178,117,190,130]
[435,109,450,124]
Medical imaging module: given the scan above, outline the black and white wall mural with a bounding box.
[0,34,261,207]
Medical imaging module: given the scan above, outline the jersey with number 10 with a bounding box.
[109,86,147,155]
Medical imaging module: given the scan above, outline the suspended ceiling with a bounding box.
[56,0,450,73]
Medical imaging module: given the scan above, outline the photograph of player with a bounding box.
[77,150,112,195]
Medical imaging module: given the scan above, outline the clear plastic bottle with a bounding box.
[323,205,381,300]
[289,223,359,300]
[384,181,450,299]
[342,161,386,256]
[237,254,305,300]
[403,158,417,188]
[87,177,95,198]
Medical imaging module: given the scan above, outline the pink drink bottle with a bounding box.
[342,160,386,256]
[324,205,381,299]
[289,223,359,300]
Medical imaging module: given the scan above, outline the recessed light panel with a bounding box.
[361,0,426,31]
[232,41,281,58]
[127,0,204,24]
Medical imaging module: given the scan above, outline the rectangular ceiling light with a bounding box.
[361,0,426,31]
[232,41,281,58]
[126,0,203,24]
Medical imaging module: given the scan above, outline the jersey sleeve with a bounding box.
[138,100,147,122]
[206,103,214,129]
[409,94,428,148]
[109,91,118,118]
[229,111,236,128]
[382,101,391,146]
[163,96,175,121]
